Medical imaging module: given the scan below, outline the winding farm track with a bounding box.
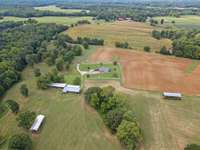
[90,47,200,95]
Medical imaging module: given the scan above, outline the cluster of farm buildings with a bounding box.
[29,64,182,134]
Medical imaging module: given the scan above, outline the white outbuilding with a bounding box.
[163,92,182,100]
[30,115,45,132]
[63,85,81,93]
[48,83,66,88]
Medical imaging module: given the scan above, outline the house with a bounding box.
[117,17,125,21]
[63,85,81,93]
[48,83,66,88]
[30,115,45,133]
[95,66,111,73]
[163,92,182,100]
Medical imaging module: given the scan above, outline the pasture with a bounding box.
[84,80,200,150]
[0,62,123,150]
[67,21,172,51]
[34,5,84,14]
[90,47,200,95]
[154,15,200,29]
[0,16,93,25]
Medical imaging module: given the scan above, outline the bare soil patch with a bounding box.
[90,47,200,95]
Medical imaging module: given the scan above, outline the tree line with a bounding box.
[0,6,91,18]
[85,86,142,150]
[152,30,200,59]
[0,21,67,97]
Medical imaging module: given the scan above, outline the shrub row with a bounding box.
[84,86,142,150]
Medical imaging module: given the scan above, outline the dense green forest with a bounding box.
[152,30,200,59]
[0,21,67,97]
[0,4,200,22]
[0,6,90,18]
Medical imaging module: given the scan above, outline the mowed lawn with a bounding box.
[128,92,200,150]
[34,5,84,14]
[0,16,93,25]
[84,79,200,150]
[154,15,200,29]
[0,63,122,150]
[67,21,172,51]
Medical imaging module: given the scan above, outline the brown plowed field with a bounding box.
[90,47,200,95]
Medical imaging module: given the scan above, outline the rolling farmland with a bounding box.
[67,21,172,51]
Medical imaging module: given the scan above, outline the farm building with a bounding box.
[95,67,111,73]
[30,115,45,133]
[63,85,81,93]
[163,92,182,100]
[49,83,66,88]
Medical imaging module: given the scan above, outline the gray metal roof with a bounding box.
[98,67,111,73]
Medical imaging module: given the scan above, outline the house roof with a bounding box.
[163,92,182,98]
[98,67,111,73]
[30,115,45,131]
[49,83,66,88]
[63,85,81,93]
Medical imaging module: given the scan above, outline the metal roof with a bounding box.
[98,67,111,73]
[163,92,182,98]
[63,85,81,93]
[49,83,66,88]
[30,115,45,132]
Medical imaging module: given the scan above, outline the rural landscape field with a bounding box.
[67,21,172,51]
[0,0,200,150]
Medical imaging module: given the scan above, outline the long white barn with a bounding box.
[49,83,81,94]
[30,115,45,132]
[163,92,182,99]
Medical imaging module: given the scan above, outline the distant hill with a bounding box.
[1,0,200,7]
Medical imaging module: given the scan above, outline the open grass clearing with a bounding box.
[0,61,123,150]
[67,21,172,52]
[0,16,93,25]
[84,80,200,150]
[34,5,84,14]
[154,15,200,29]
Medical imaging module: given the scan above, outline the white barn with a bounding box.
[48,83,66,88]
[163,92,182,100]
[63,85,81,93]
[30,115,45,132]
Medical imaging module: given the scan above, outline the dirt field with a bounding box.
[90,47,200,95]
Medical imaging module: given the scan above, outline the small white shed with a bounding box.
[163,92,182,100]
[48,83,66,88]
[30,115,45,132]
[63,85,81,93]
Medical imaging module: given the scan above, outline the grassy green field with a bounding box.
[154,15,200,29]
[80,63,121,80]
[127,91,200,150]
[0,60,123,150]
[34,5,84,14]
[67,21,172,51]
[83,79,200,150]
[0,16,93,25]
